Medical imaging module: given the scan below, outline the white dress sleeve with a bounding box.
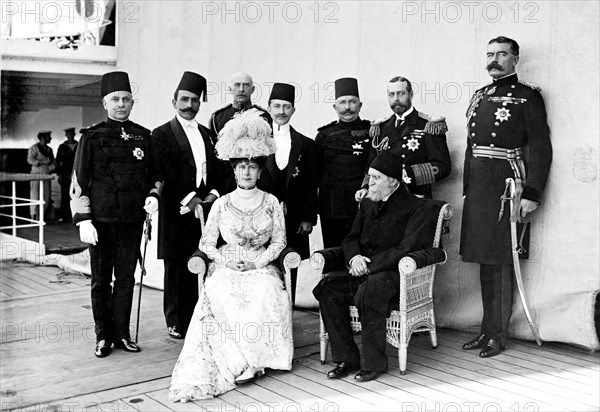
[254,195,287,269]
[199,198,226,263]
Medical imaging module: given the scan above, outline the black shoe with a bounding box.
[462,334,488,350]
[327,361,360,379]
[354,367,387,382]
[114,338,141,352]
[479,338,506,358]
[94,340,111,358]
[168,326,184,339]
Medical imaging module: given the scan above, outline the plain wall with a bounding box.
[116,1,599,348]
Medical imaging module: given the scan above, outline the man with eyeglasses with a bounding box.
[209,71,271,136]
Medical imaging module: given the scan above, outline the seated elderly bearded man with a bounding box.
[313,150,440,383]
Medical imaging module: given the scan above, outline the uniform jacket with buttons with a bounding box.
[460,73,552,264]
[315,117,372,219]
[70,118,152,224]
[366,109,451,199]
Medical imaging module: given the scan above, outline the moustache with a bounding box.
[341,109,356,115]
[181,107,198,113]
[486,62,503,71]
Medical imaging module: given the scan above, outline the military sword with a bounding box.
[506,178,542,346]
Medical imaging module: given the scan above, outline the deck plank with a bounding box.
[1,260,599,412]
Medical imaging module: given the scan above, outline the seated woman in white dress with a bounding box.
[169,111,294,403]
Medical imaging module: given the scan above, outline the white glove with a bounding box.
[78,220,98,245]
[144,196,159,214]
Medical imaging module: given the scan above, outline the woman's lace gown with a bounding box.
[169,188,294,402]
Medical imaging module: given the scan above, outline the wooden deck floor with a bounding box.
[1,260,598,411]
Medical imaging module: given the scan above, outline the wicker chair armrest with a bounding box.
[187,249,210,276]
[398,248,447,274]
[309,247,346,273]
[278,247,301,270]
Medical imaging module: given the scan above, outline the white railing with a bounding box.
[0,172,55,246]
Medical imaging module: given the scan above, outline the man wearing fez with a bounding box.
[55,127,78,221]
[257,83,318,300]
[71,71,153,357]
[314,151,439,382]
[315,77,371,248]
[27,130,56,220]
[146,71,225,340]
[356,76,451,201]
[209,71,271,136]
[461,36,552,357]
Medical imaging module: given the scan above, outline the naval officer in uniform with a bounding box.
[356,76,451,201]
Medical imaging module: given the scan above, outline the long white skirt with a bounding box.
[169,263,294,402]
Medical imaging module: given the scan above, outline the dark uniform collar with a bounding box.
[232,101,253,111]
[106,118,131,129]
[492,73,518,87]
[338,117,364,129]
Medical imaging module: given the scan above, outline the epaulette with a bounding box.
[418,112,448,135]
[518,79,542,92]
[317,120,338,132]
[79,121,104,134]
[369,114,393,138]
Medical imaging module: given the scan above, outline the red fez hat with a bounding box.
[176,71,208,102]
[269,83,295,105]
[101,71,131,96]
[334,77,359,99]
[370,150,404,181]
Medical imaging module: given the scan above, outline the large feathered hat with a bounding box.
[215,110,275,160]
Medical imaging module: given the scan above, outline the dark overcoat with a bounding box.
[314,186,443,314]
[460,74,552,264]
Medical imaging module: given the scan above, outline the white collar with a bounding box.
[176,114,198,128]
[395,105,414,122]
[273,122,291,135]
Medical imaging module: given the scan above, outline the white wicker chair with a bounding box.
[310,202,453,374]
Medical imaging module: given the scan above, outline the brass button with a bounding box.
[495,122,500,126]
[491,132,497,137]
[502,102,508,106]
[471,133,476,137]
[472,112,477,117]
[511,85,516,88]
[401,154,406,158]
[402,144,406,148]
[471,122,476,127]
[507,93,513,97]
[490,144,495,148]
[472,143,477,148]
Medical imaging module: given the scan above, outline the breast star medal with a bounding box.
[494,107,511,122]
[133,148,144,160]
[407,138,420,151]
